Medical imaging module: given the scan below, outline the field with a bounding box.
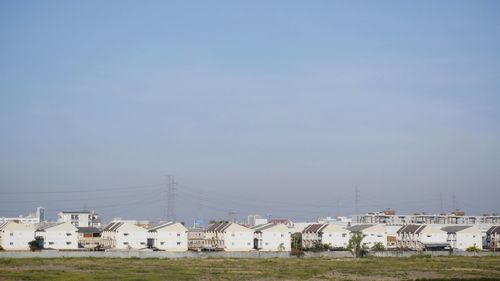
[0,256,499,280]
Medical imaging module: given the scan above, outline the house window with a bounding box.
[123,242,129,245]
[66,242,72,245]
[247,243,251,246]
[49,242,54,245]
[231,233,235,237]
[160,242,165,245]
[177,233,181,237]
[342,234,347,238]
[281,234,284,237]
[329,234,332,237]
[9,232,13,236]
[9,242,13,245]
[177,242,181,245]
[231,243,234,246]
[265,242,268,246]
[140,242,145,245]
[377,235,383,237]
[427,235,432,238]
[66,233,72,236]
[124,233,129,236]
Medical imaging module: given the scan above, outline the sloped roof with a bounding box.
[303,224,327,233]
[348,224,375,232]
[0,222,9,230]
[60,211,93,214]
[148,222,176,232]
[397,224,426,234]
[441,225,471,233]
[487,226,500,235]
[77,227,101,233]
[36,222,65,231]
[103,222,124,232]
[206,221,232,232]
[252,223,286,232]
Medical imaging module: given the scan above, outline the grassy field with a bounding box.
[0,256,499,280]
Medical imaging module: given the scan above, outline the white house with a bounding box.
[486,226,500,250]
[442,225,482,250]
[348,224,388,249]
[0,221,35,250]
[35,222,78,250]
[204,222,254,251]
[302,224,350,249]
[101,222,148,250]
[58,211,101,228]
[397,224,449,250]
[252,223,291,251]
[147,222,188,251]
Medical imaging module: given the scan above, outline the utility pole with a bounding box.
[354,186,360,215]
[166,175,176,222]
[439,192,444,214]
[336,199,340,219]
[452,192,457,211]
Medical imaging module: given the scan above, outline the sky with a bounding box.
[1,0,499,224]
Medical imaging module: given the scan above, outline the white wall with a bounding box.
[37,224,78,250]
[0,223,35,250]
[257,231,291,251]
[151,230,188,251]
[223,231,254,251]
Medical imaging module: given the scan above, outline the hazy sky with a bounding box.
[1,1,499,224]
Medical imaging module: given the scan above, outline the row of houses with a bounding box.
[2,220,499,252]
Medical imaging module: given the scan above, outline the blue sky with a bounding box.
[1,1,499,223]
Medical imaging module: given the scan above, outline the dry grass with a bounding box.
[0,256,499,280]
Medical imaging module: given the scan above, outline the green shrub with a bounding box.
[466,246,479,252]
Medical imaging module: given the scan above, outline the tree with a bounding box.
[29,237,43,251]
[290,232,305,257]
[371,242,385,252]
[347,233,368,257]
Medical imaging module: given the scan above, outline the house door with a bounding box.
[147,238,155,248]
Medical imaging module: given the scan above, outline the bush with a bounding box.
[306,241,332,252]
[0,246,4,251]
[28,238,43,251]
[466,246,480,252]
[371,242,385,252]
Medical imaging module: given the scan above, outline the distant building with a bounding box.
[252,223,291,251]
[204,222,254,251]
[442,225,482,251]
[247,215,268,227]
[486,226,500,250]
[0,207,45,225]
[35,222,79,250]
[77,227,102,249]
[101,222,147,250]
[147,222,188,251]
[187,228,206,251]
[353,211,500,225]
[302,224,350,249]
[348,224,388,249]
[58,211,101,228]
[0,221,35,250]
[396,224,449,251]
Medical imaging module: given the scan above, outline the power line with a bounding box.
[0,183,164,195]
